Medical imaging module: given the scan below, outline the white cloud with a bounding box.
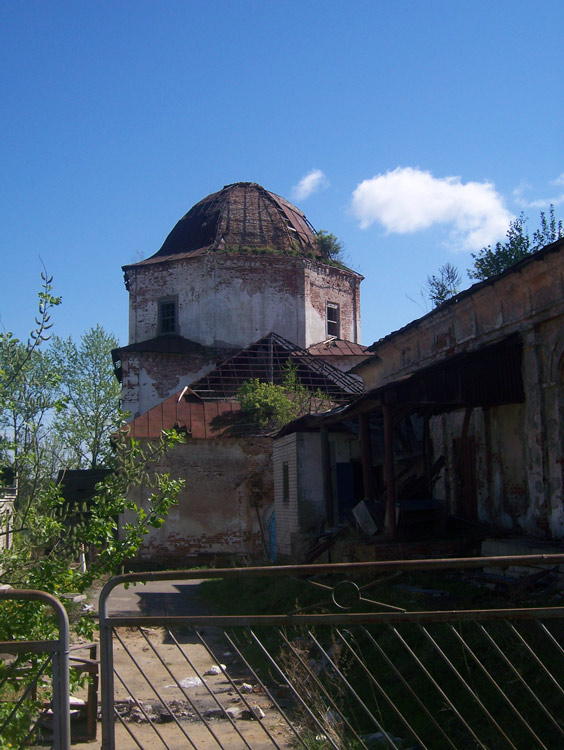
[350,167,513,251]
[513,174,564,210]
[291,169,329,201]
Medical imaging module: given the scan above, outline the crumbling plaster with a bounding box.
[120,350,221,418]
[126,255,361,350]
[124,437,273,563]
[356,248,564,539]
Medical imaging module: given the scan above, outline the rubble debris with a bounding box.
[241,704,265,721]
[205,663,227,675]
[114,699,194,723]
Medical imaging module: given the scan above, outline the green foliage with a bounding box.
[50,325,122,469]
[315,230,343,262]
[0,429,184,596]
[0,273,63,521]
[533,204,564,248]
[468,205,563,281]
[237,361,330,432]
[425,262,462,307]
[0,274,185,745]
[238,379,299,431]
[0,275,186,592]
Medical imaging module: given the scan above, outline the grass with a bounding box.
[198,569,564,749]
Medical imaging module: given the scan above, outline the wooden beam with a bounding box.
[359,413,375,502]
[383,404,397,538]
[320,425,335,528]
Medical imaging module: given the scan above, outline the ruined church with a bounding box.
[113,182,367,562]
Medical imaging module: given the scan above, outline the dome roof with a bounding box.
[147,182,322,262]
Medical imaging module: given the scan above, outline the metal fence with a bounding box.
[99,555,564,750]
[0,588,70,750]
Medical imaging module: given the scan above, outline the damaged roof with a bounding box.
[186,332,364,403]
[307,338,370,357]
[124,182,323,268]
[277,334,525,437]
[125,332,365,438]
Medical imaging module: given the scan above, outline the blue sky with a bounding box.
[1,1,563,348]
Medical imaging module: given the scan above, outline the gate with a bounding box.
[99,555,564,749]
[0,588,70,750]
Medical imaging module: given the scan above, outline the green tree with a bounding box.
[0,427,184,745]
[50,325,122,469]
[532,204,564,248]
[468,206,563,281]
[0,277,185,746]
[0,274,62,520]
[0,277,184,594]
[237,361,330,432]
[425,262,462,307]
[315,230,343,262]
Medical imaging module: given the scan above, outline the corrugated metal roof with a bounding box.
[126,390,241,439]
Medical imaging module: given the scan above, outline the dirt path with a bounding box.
[69,580,296,749]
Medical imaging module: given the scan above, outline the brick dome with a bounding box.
[149,182,321,261]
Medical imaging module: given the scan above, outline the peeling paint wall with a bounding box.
[356,246,564,539]
[126,255,361,350]
[123,437,273,563]
[120,350,220,418]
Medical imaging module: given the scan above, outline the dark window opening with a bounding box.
[159,299,177,334]
[282,461,289,503]
[327,302,340,338]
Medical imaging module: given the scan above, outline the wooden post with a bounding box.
[320,425,334,527]
[359,413,375,501]
[383,404,397,538]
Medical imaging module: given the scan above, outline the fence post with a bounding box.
[99,578,116,750]
[0,589,70,750]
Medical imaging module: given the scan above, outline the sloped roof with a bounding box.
[125,390,240,439]
[277,334,525,438]
[307,338,370,357]
[125,332,365,438]
[124,182,322,269]
[187,332,364,403]
[113,334,213,356]
[364,236,564,355]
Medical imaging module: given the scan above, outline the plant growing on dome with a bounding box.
[315,230,343,262]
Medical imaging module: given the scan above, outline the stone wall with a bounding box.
[126,255,361,350]
[124,436,273,564]
[120,350,220,418]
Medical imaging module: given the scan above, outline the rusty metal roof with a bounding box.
[307,338,370,357]
[125,182,322,269]
[125,392,240,439]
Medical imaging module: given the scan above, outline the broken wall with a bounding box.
[126,255,361,350]
[357,244,564,539]
[120,350,220,418]
[124,436,273,564]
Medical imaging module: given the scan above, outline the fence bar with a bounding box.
[97,556,564,750]
[0,589,70,750]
